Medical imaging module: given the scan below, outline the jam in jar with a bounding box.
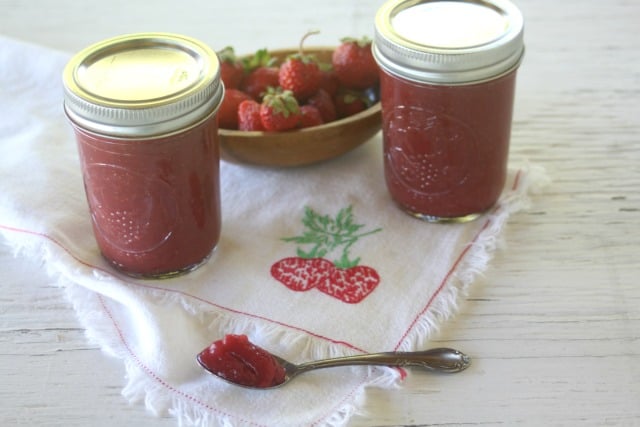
[373,0,525,221]
[63,33,224,277]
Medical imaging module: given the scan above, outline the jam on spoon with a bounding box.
[197,334,471,389]
[196,334,286,388]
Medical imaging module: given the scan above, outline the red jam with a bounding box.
[379,69,517,219]
[63,33,224,277]
[373,0,524,221]
[198,334,287,388]
[72,117,221,277]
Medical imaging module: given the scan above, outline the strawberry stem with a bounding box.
[282,205,381,269]
[299,29,320,56]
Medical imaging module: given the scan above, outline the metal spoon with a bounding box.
[197,347,471,389]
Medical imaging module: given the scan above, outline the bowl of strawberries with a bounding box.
[216,34,382,167]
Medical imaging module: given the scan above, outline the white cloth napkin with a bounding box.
[0,36,547,427]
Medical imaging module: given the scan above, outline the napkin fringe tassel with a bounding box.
[60,270,405,427]
[0,226,403,427]
[395,163,550,351]
[0,163,548,427]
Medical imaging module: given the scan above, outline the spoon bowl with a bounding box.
[197,346,471,389]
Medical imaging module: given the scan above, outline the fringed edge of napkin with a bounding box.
[0,222,403,427]
[60,276,405,427]
[393,163,551,352]
[78,163,550,427]
[114,283,406,426]
[0,162,549,427]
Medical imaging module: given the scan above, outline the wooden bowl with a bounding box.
[218,47,381,167]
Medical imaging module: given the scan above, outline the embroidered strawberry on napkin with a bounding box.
[271,206,381,303]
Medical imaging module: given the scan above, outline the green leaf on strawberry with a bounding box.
[242,48,277,72]
[260,87,301,131]
[339,36,373,48]
[281,206,381,269]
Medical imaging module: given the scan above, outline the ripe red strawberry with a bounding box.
[218,88,252,129]
[241,66,280,101]
[278,54,321,102]
[299,105,323,128]
[237,99,265,131]
[307,89,337,123]
[332,36,379,90]
[270,257,333,291]
[217,46,245,89]
[334,89,368,118]
[278,31,322,102]
[240,49,279,100]
[318,66,340,97]
[260,88,301,131]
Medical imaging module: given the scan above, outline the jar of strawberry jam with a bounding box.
[373,0,525,222]
[63,33,224,278]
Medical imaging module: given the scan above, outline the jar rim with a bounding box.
[373,0,525,84]
[62,32,223,137]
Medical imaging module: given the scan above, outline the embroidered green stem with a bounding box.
[281,205,382,269]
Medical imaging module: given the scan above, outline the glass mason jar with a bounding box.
[63,33,224,278]
[373,0,525,222]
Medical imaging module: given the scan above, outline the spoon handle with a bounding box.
[296,348,470,374]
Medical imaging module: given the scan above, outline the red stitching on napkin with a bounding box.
[393,217,492,350]
[0,168,525,425]
[0,224,371,355]
[0,224,267,425]
[512,169,522,191]
[0,225,98,270]
[95,293,265,427]
[139,283,372,353]
[1,169,525,357]
[393,169,524,350]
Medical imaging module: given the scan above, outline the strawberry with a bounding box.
[241,66,280,101]
[271,257,380,303]
[278,55,321,102]
[299,105,323,128]
[218,88,252,129]
[318,66,340,97]
[237,99,265,131]
[332,36,379,90]
[270,257,333,291]
[278,31,322,102]
[334,89,368,118]
[318,265,380,304]
[307,89,337,123]
[275,206,383,303]
[259,88,301,131]
[217,46,245,89]
[240,49,279,100]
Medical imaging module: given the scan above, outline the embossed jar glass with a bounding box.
[63,33,224,278]
[373,0,525,222]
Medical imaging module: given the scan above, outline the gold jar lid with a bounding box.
[373,0,524,84]
[63,33,224,137]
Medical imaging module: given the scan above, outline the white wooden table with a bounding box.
[1,0,639,425]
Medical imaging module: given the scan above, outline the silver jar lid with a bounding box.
[63,33,224,137]
[373,0,524,84]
